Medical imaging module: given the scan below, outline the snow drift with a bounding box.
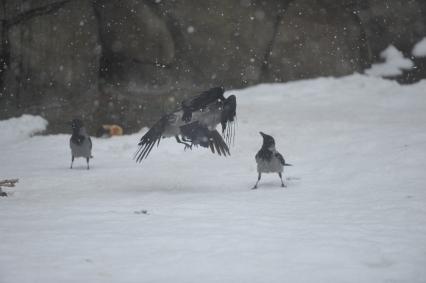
[0,115,48,145]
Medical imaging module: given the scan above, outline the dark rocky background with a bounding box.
[1,0,425,133]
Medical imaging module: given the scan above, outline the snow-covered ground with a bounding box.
[1,74,426,283]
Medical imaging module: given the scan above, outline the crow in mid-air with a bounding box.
[134,87,236,162]
[69,119,92,169]
[252,132,292,189]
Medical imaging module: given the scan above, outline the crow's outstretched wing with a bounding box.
[221,95,236,145]
[134,116,168,162]
[181,87,225,122]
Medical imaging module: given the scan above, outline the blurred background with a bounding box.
[0,0,425,133]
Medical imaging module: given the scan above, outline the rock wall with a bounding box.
[1,0,100,132]
[0,0,425,133]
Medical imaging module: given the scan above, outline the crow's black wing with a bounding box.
[134,116,168,163]
[183,86,225,110]
[88,137,92,151]
[221,95,236,145]
[208,130,230,157]
[181,87,225,122]
[275,152,292,166]
[275,152,291,166]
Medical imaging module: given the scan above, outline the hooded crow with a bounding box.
[70,119,92,169]
[252,132,292,189]
[180,86,236,145]
[134,87,236,163]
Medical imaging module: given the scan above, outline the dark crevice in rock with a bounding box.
[0,22,10,99]
[91,0,114,128]
[259,1,293,81]
[356,19,373,70]
[348,2,373,71]
[0,1,9,105]
[91,0,109,82]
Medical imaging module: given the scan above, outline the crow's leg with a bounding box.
[86,157,90,170]
[70,156,74,169]
[175,136,192,150]
[182,136,191,142]
[278,172,286,187]
[182,136,197,149]
[252,172,261,189]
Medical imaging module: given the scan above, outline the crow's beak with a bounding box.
[259,132,265,137]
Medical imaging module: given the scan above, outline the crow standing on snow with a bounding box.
[134,87,236,162]
[252,132,292,189]
[70,119,92,170]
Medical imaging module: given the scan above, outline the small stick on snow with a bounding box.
[0,179,19,196]
[0,179,19,187]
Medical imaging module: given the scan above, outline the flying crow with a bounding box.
[70,119,93,169]
[252,132,292,189]
[135,87,236,162]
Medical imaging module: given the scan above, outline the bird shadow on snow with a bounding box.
[251,176,301,191]
[252,181,288,190]
[67,166,91,171]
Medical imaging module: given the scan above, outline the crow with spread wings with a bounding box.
[134,87,237,163]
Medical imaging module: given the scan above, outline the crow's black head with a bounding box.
[70,119,85,145]
[200,86,225,104]
[260,132,275,149]
[71,119,83,133]
[209,86,225,97]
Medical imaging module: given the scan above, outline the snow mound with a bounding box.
[0,115,48,144]
[365,45,413,77]
[412,37,426,57]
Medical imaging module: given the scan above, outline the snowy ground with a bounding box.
[1,74,426,283]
